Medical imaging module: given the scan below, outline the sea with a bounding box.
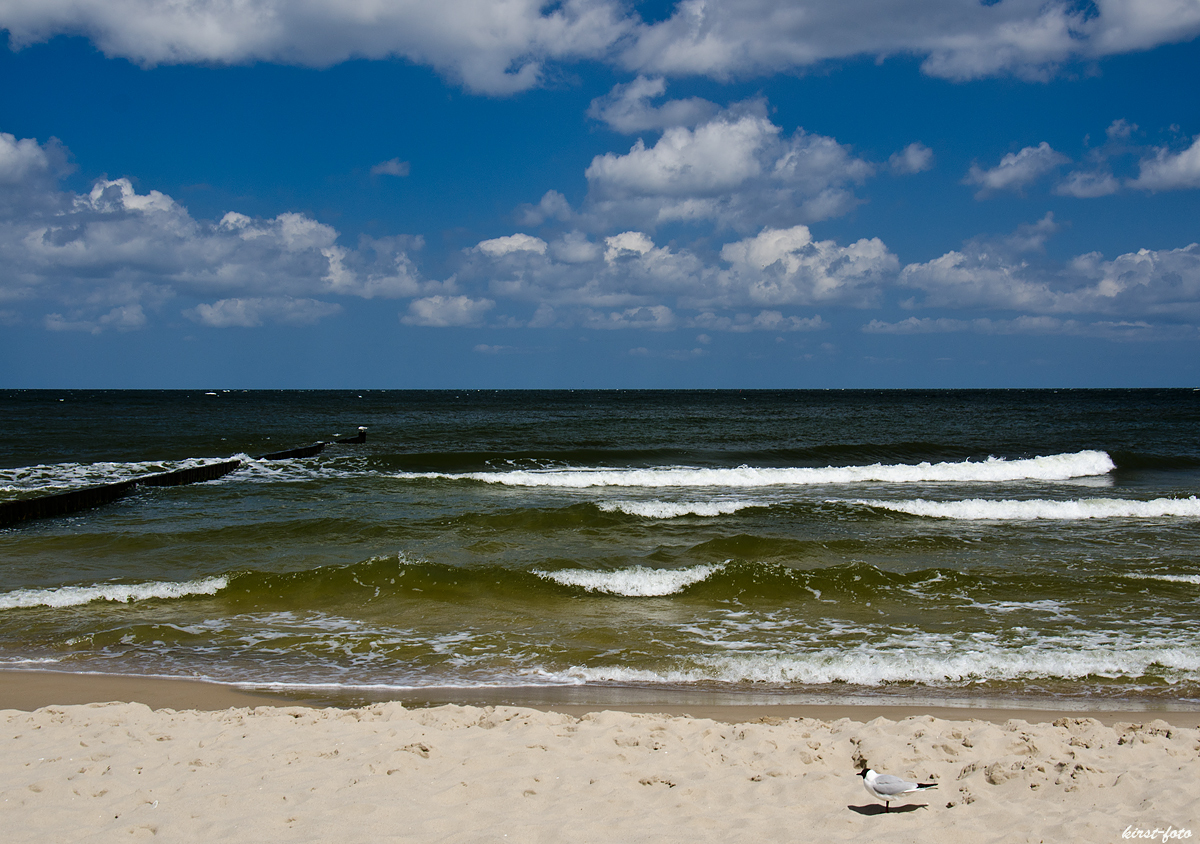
[1,389,1199,711]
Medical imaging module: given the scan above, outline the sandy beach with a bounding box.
[2,672,1197,843]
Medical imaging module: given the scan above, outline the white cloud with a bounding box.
[476,233,548,257]
[370,158,410,177]
[460,224,894,327]
[401,294,495,327]
[517,190,574,227]
[0,0,632,95]
[604,231,656,261]
[629,345,707,360]
[889,142,934,175]
[899,223,1200,318]
[44,303,146,334]
[583,106,873,232]
[691,310,827,332]
[5,0,1200,94]
[587,76,719,133]
[0,130,58,184]
[714,225,897,308]
[620,0,1200,83]
[549,230,601,263]
[0,131,449,329]
[583,304,677,330]
[963,142,1069,198]
[862,315,1172,339]
[1055,169,1120,198]
[1127,136,1200,191]
[184,297,342,328]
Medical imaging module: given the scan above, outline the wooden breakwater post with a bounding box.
[0,459,244,528]
[0,479,142,527]
[259,442,327,460]
[335,427,368,444]
[0,426,366,527]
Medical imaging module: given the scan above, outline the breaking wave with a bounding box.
[858,496,1200,520]
[596,500,757,518]
[0,576,229,610]
[532,565,725,597]
[394,450,1114,488]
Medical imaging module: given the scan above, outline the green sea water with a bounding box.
[1,389,1198,708]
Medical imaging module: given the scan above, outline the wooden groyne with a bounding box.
[0,427,365,528]
[138,459,244,487]
[0,479,142,527]
[0,460,244,527]
[260,442,327,460]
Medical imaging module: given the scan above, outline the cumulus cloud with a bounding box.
[516,190,573,227]
[714,225,897,308]
[459,224,893,329]
[620,0,1200,82]
[587,76,719,133]
[184,297,342,328]
[862,315,1174,340]
[4,0,1200,94]
[44,303,146,334]
[691,310,827,332]
[1054,169,1120,198]
[584,304,677,330]
[0,0,632,95]
[1127,136,1200,191]
[0,131,448,329]
[583,105,874,232]
[963,142,1070,198]
[898,221,1200,318]
[370,158,410,177]
[889,142,935,175]
[0,130,60,184]
[476,233,547,257]
[401,294,495,326]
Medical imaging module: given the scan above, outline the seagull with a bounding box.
[859,767,937,811]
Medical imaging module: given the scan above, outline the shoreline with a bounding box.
[5,668,1200,727]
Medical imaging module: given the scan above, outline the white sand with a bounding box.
[2,701,1197,843]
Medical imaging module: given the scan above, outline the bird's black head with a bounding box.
[858,768,869,778]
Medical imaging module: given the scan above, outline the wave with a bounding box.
[1125,573,1200,586]
[532,564,724,597]
[857,496,1200,520]
[0,576,229,609]
[596,500,758,519]
[550,641,1200,687]
[394,450,1115,488]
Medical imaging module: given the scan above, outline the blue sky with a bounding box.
[2,0,1199,388]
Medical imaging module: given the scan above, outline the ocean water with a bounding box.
[1,389,1199,709]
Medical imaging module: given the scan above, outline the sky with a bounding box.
[1,0,1200,389]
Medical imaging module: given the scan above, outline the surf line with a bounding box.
[0,427,367,527]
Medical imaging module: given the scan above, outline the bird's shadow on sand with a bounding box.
[848,803,928,815]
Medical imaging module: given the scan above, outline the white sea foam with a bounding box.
[0,576,229,610]
[532,565,724,597]
[857,495,1200,520]
[1125,573,1200,585]
[553,641,1200,686]
[396,450,1114,488]
[597,500,756,518]
[0,457,232,494]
